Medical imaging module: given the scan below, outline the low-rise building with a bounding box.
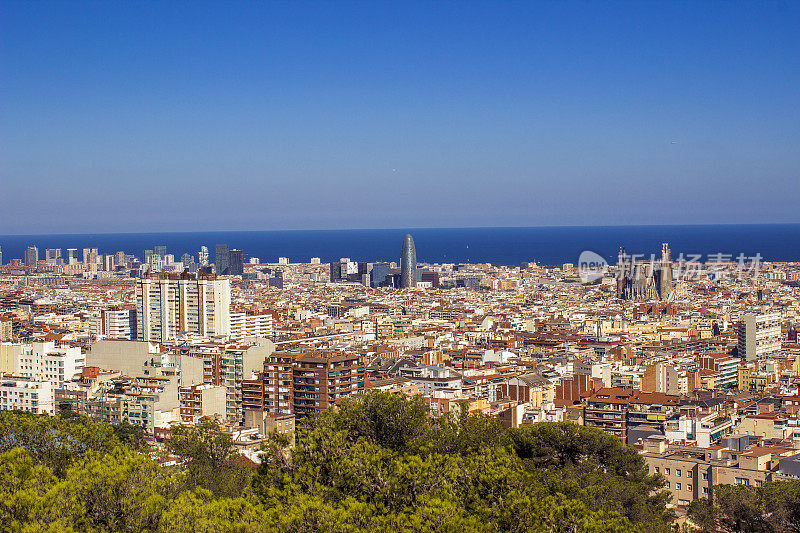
[0,376,54,414]
[178,383,226,424]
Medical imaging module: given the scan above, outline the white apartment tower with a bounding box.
[738,312,782,361]
[136,273,231,342]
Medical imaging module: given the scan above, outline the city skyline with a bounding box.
[4,2,800,530]
[2,1,799,234]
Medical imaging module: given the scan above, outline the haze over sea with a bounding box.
[1,225,799,267]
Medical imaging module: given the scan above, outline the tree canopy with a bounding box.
[687,482,800,532]
[0,392,683,532]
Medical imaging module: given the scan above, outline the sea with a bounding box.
[1,224,799,266]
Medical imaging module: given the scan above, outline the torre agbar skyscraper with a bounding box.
[400,233,417,288]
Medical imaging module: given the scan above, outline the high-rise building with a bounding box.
[738,312,782,361]
[330,261,342,282]
[135,272,231,342]
[66,248,79,265]
[0,246,3,266]
[198,246,209,266]
[103,254,115,272]
[25,246,39,267]
[144,250,154,264]
[370,262,391,288]
[230,310,274,339]
[421,271,440,288]
[228,249,244,276]
[154,245,167,258]
[82,248,98,270]
[45,248,62,265]
[400,233,417,288]
[215,244,229,275]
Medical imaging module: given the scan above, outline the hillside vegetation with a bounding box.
[2,392,677,532]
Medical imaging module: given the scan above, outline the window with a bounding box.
[703,487,709,495]
[687,484,692,491]
[735,478,750,486]
[676,469,682,477]
[666,482,670,488]
[702,472,709,480]
[755,480,762,487]
[665,468,671,475]
[687,471,693,478]
[654,467,660,473]
[676,483,681,490]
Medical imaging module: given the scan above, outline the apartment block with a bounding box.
[0,377,54,414]
[738,312,782,361]
[135,272,230,342]
[243,350,295,416]
[178,383,226,424]
[584,388,681,442]
[17,341,85,388]
[229,310,274,340]
[698,353,739,389]
[642,436,798,507]
[293,351,365,418]
[100,307,137,340]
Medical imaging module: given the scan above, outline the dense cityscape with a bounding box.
[2,232,800,529]
[4,0,799,530]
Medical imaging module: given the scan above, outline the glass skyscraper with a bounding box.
[216,244,229,275]
[400,234,417,288]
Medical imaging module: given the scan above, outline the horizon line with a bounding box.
[3,221,800,238]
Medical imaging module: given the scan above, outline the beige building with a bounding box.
[735,413,792,441]
[642,436,794,507]
[244,411,295,446]
[178,383,226,424]
[0,343,21,374]
[136,273,230,342]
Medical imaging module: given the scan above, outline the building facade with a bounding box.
[738,313,781,361]
[400,234,417,289]
[215,244,229,275]
[0,377,54,415]
[293,351,365,418]
[135,273,231,342]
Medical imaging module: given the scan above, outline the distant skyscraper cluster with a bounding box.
[326,233,420,289]
[8,234,432,291]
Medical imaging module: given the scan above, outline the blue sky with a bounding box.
[1,1,798,234]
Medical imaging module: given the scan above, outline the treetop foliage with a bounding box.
[14,391,799,532]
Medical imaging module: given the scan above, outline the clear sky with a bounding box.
[1,1,798,234]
